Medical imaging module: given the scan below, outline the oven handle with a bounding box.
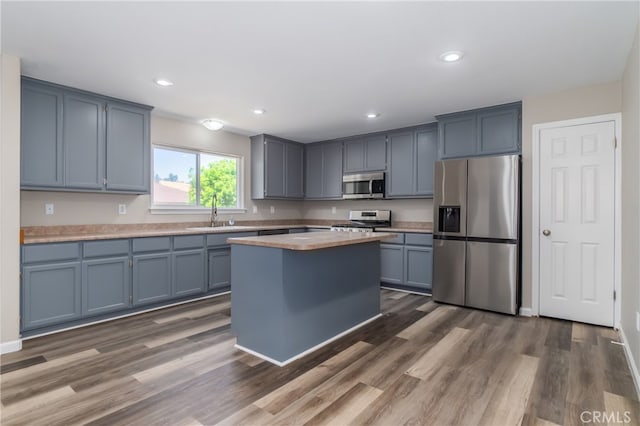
[369,179,373,195]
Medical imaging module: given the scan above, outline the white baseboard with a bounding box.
[235,313,383,367]
[0,339,22,354]
[519,307,535,317]
[618,326,640,400]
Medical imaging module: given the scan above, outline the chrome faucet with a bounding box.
[210,193,218,227]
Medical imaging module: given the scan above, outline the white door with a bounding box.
[539,120,616,326]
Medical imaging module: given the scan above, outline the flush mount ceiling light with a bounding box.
[439,51,464,62]
[366,113,380,119]
[253,109,266,115]
[154,78,174,87]
[202,119,224,131]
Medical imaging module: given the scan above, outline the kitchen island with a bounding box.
[227,231,396,366]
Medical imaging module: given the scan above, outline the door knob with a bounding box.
[542,229,551,236]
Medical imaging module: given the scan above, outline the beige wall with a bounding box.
[621,23,640,378]
[20,116,303,226]
[302,199,432,223]
[1,54,22,352]
[520,81,622,310]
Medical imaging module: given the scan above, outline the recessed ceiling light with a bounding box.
[367,113,380,119]
[154,78,174,87]
[202,119,224,131]
[253,109,266,115]
[439,51,464,62]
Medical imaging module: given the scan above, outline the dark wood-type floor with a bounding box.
[1,290,638,426]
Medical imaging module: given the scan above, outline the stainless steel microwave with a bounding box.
[342,172,385,199]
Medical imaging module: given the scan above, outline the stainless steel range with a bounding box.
[331,210,391,232]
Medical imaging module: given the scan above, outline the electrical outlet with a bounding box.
[331,206,336,214]
[270,206,275,214]
[45,203,54,215]
[252,205,258,214]
[636,312,640,332]
[118,204,127,215]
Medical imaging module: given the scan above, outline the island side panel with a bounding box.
[281,242,381,359]
[230,244,287,361]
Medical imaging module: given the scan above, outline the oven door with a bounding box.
[342,173,385,199]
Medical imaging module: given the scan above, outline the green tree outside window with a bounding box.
[189,159,237,207]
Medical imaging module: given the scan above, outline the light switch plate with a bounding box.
[270,206,275,214]
[45,203,54,215]
[636,312,639,332]
[331,206,336,214]
[118,204,127,215]
[252,205,258,214]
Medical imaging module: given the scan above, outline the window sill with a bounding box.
[149,206,248,215]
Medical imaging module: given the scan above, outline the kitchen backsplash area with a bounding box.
[303,199,433,224]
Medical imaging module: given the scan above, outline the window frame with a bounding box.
[150,143,246,214]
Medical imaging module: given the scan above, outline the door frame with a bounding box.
[531,113,622,327]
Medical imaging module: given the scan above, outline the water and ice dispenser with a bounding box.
[438,206,461,233]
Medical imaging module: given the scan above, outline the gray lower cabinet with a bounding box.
[173,249,207,297]
[82,257,130,316]
[22,261,82,329]
[404,246,433,292]
[208,248,231,291]
[380,244,404,285]
[380,233,433,293]
[20,77,152,193]
[437,102,521,159]
[132,253,172,306]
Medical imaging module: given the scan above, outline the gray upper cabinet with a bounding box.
[64,93,105,189]
[105,102,150,193]
[21,82,64,187]
[386,124,438,198]
[20,77,152,193]
[251,134,304,199]
[285,142,304,198]
[343,135,386,173]
[437,102,521,159]
[304,141,343,199]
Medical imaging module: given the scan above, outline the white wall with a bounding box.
[1,54,22,353]
[20,115,303,226]
[621,22,640,383]
[520,81,622,310]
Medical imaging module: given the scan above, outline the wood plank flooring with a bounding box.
[1,289,638,425]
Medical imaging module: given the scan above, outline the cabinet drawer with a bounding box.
[132,237,171,253]
[405,233,433,246]
[23,243,80,263]
[381,233,404,244]
[173,235,205,250]
[207,232,257,247]
[83,239,129,258]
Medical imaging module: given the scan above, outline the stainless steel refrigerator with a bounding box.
[432,155,520,315]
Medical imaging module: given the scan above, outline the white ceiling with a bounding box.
[2,1,638,143]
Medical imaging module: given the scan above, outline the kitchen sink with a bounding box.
[185,226,255,231]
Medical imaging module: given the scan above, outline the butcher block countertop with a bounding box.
[227,231,397,251]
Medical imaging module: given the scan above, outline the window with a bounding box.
[152,145,242,210]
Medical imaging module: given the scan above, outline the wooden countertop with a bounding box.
[227,231,398,251]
